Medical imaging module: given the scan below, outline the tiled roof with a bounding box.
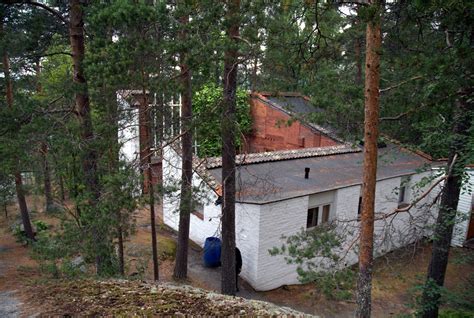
[204,144,360,169]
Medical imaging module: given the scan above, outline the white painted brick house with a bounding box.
[451,168,474,246]
[117,91,473,290]
[162,143,442,291]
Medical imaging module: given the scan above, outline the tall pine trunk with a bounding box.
[1,17,35,241]
[110,97,124,276]
[69,0,99,199]
[420,89,472,317]
[69,0,106,274]
[14,172,35,240]
[355,2,382,317]
[221,0,240,296]
[40,142,54,212]
[148,150,159,281]
[36,61,54,212]
[138,94,151,194]
[103,62,124,275]
[139,86,159,280]
[144,91,159,281]
[174,9,193,280]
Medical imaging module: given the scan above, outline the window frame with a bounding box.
[398,176,411,208]
[307,203,331,229]
[357,196,363,220]
[307,207,319,228]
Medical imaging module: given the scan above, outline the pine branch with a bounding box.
[379,75,423,93]
[5,0,68,24]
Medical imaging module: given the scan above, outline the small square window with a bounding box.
[357,197,364,221]
[398,176,410,207]
[322,205,330,223]
[398,186,406,203]
[307,207,319,228]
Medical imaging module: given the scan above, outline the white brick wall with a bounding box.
[117,94,139,163]
[452,169,474,246]
[251,172,439,291]
[333,173,438,268]
[235,203,261,285]
[163,146,221,246]
[254,197,308,290]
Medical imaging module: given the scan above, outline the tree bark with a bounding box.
[221,0,240,296]
[355,2,382,317]
[174,10,193,280]
[36,61,54,212]
[1,16,13,108]
[420,89,472,318]
[117,224,125,275]
[14,172,35,240]
[40,142,54,212]
[146,93,159,281]
[57,164,66,201]
[138,94,151,194]
[1,17,35,241]
[69,0,100,201]
[140,91,159,281]
[103,57,124,275]
[69,0,105,273]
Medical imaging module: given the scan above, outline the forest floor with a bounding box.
[0,195,473,317]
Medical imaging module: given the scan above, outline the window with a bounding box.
[307,204,331,229]
[398,186,406,203]
[398,176,410,208]
[357,196,363,218]
[307,192,334,229]
[307,207,319,228]
[163,95,181,138]
[322,205,330,223]
[357,184,363,220]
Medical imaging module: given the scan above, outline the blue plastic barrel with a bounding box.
[203,237,221,267]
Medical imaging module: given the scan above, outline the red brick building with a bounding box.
[244,92,341,153]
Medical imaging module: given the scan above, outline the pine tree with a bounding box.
[420,89,473,317]
[1,9,35,241]
[174,1,193,280]
[221,0,240,296]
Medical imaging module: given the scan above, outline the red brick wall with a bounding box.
[244,96,339,153]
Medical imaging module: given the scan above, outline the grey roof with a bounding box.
[207,144,432,204]
[266,96,322,114]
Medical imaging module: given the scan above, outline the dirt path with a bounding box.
[0,291,22,318]
[0,196,51,317]
[0,224,35,317]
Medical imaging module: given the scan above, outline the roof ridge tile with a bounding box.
[205,144,360,169]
